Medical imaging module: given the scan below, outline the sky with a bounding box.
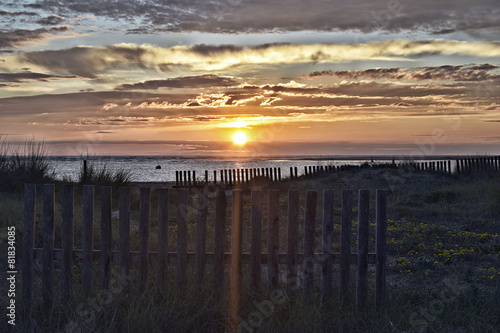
[0,0,499,157]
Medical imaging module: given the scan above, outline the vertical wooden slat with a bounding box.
[119,187,130,293]
[339,189,353,306]
[82,185,94,297]
[303,190,317,297]
[250,189,263,291]
[42,184,54,313]
[177,188,189,287]
[139,188,151,294]
[22,184,36,319]
[195,191,208,286]
[61,184,73,304]
[321,189,334,306]
[375,189,388,310]
[214,189,227,290]
[287,189,299,294]
[356,189,370,309]
[230,189,243,330]
[157,188,169,291]
[267,189,280,291]
[100,186,112,290]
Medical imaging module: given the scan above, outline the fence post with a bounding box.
[214,189,227,291]
[119,187,130,294]
[177,189,189,288]
[303,190,317,298]
[375,189,388,310]
[321,189,334,306]
[22,184,36,320]
[287,189,299,295]
[157,189,169,292]
[100,186,112,291]
[61,184,74,305]
[42,184,55,314]
[339,189,353,307]
[268,189,280,292]
[230,189,243,330]
[250,189,263,291]
[82,185,94,297]
[195,191,208,286]
[356,189,370,310]
[139,188,151,294]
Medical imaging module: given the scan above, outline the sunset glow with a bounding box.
[233,132,248,146]
[0,1,499,156]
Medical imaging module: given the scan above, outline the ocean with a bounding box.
[47,155,458,182]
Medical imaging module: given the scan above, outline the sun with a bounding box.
[232,131,247,145]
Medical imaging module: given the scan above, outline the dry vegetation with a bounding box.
[1,158,500,332]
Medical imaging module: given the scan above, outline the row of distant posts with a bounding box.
[176,167,284,187]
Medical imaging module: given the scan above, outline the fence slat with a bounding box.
[214,189,227,290]
[22,184,36,319]
[375,189,388,310]
[250,189,263,291]
[82,185,94,297]
[230,189,243,330]
[356,189,370,309]
[139,188,151,294]
[287,189,300,294]
[303,190,317,298]
[42,184,55,313]
[100,186,112,290]
[195,191,208,286]
[339,189,353,307]
[157,188,169,291]
[61,184,74,305]
[119,187,130,294]
[177,189,189,287]
[267,189,280,291]
[321,189,334,306]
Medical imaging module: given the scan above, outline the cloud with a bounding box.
[36,15,65,25]
[115,74,239,90]
[0,71,77,83]
[17,40,500,78]
[18,0,500,34]
[0,26,72,48]
[309,64,500,82]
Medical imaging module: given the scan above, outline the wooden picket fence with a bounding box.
[21,183,388,323]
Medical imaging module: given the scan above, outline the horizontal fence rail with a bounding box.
[22,183,389,323]
[173,156,500,187]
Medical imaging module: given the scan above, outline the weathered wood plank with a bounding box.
[139,188,151,294]
[195,191,208,286]
[100,186,112,290]
[339,189,353,307]
[267,189,280,291]
[321,189,334,306]
[356,189,370,310]
[61,184,73,305]
[82,185,94,297]
[157,188,169,291]
[119,187,130,293]
[250,189,263,291]
[375,189,388,310]
[177,189,189,287]
[286,189,300,294]
[214,189,227,290]
[303,190,317,297]
[42,184,55,313]
[22,184,36,319]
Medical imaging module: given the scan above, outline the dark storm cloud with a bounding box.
[116,75,239,90]
[0,72,77,82]
[36,14,65,25]
[0,26,71,48]
[309,64,500,82]
[14,0,500,34]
